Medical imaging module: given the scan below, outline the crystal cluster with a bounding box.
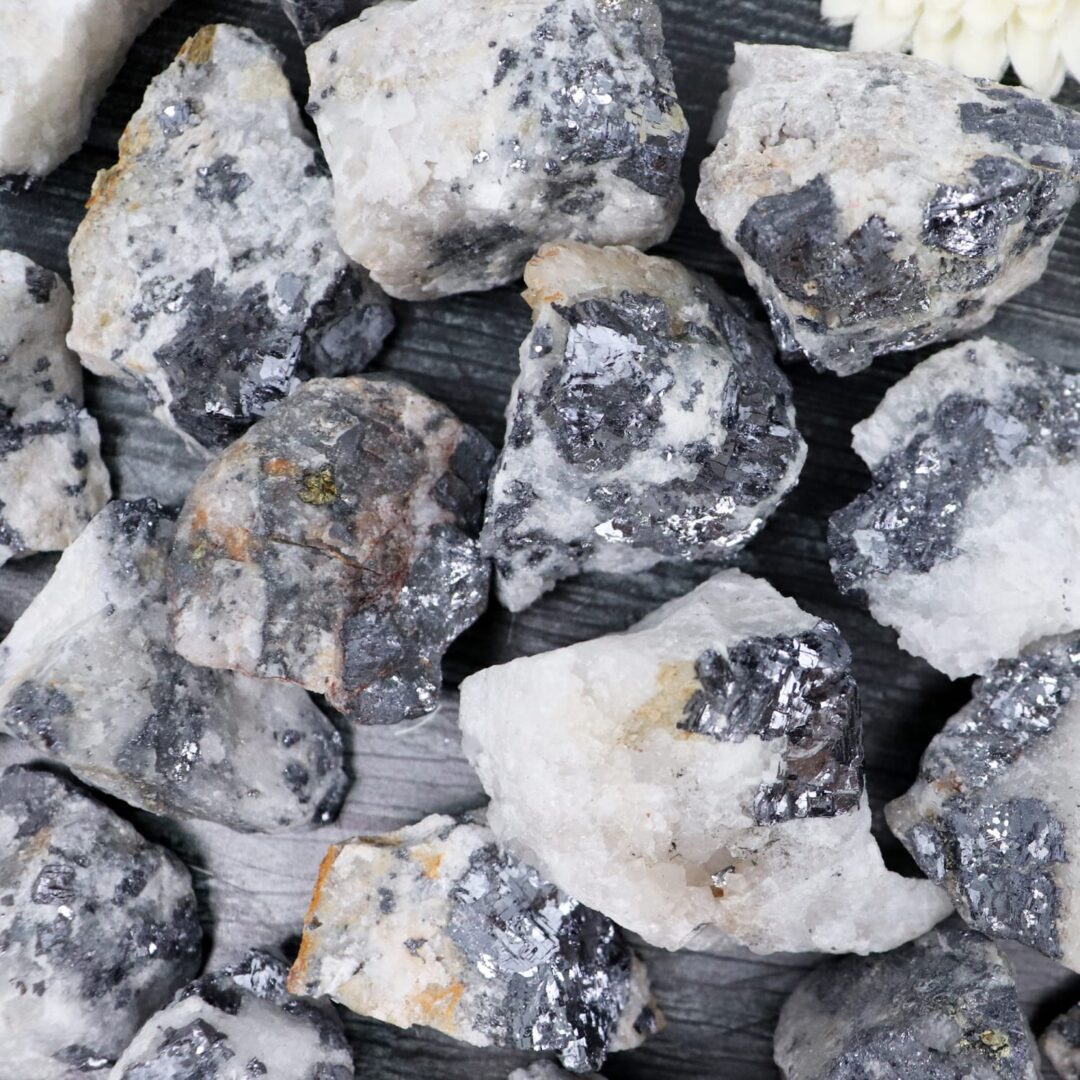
[1042,1004,1080,1080]
[460,570,951,955]
[830,338,1080,677]
[306,0,688,299]
[0,766,202,1079]
[774,926,1040,1080]
[168,376,493,723]
[697,44,1080,375]
[0,499,348,831]
[287,814,658,1073]
[278,0,367,45]
[483,242,805,611]
[0,251,110,566]
[67,24,393,453]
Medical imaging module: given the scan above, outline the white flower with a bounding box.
[822,0,1080,96]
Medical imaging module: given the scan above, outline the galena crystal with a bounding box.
[774,926,1040,1080]
[305,0,688,300]
[830,337,1080,677]
[887,633,1080,969]
[278,0,368,45]
[697,44,1080,375]
[0,499,349,832]
[1042,1003,1080,1080]
[0,765,202,1079]
[0,251,110,566]
[459,569,951,955]
[168,376,493,724]
[287,813,659,1074]
[110,950,354,1080]
[67,24,393,453]
[483,242,806,612]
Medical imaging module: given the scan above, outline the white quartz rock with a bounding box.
[68,24,393,453]
[0,0,172,184]
[483,242,806,612]
[0,251,110,564]
[460,569,952,955]
[306,0,688,300]
[830,338,1080,677]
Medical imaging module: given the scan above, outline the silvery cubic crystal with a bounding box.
[829,337,1080,677]
[67,24,393,453]
[305,0,688,300]
[287,813,659,1073]
[167,376,493,724]
[460,569,951,955]
[774,926,1040,1080]
[0,251,110,565]
[1042,1004,1080,1080]
[0,766,202,1079]
[697,44,1080,375]
[110,950,354,1080]
[483,242,806,612]
[0,499,349,832]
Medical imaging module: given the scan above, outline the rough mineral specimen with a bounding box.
[510,1066,600,1080]
[287,814,658,1073]
[830,338,1080,677]
[279,0,368,45]
[697,44,1080,375]
[306,0,688,300]
[1042,1004,1080,1080]
[0,765,202,1079]
[0,0,172,186]
[67,25,393,453]
[0,251,110,565]
[110,950,354,1080]
[483,242,806,611]
[774,926,1040,1080]
[168,376,493,723]
[460,569,951,954]
[0,499,348,831]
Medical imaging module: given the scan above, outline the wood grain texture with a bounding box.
[2,0,1080,1076]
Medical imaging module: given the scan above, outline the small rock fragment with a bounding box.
[460,569,951,954]
[288,813,658,1073]
[306,0,688,300]
[483,242,806,611]
[774,926,1040,1080]
[278,0,368,45]
[0,765,202,1079]
[698,44,1080,375]
[110,949,354,1080]
[1042,1004,1080,1080]
[0,498,348,831]
[68,25,393,453]
[0,250,110,565]
[510,1066,600,1080]
[168,376,493,723]
[830,337,1080,677]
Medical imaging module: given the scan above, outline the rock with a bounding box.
[0,498,348,832]
[509,1066,600,1080]
[1042,1004,1080,1080]
[0,0,172,186]
[483,242,806,612]
[0,765,202,1079]
[830,338,1080,677]
[278,0,368,45]
[460,569,951,954]
[67,25,393,453]
[774,926,1040,1080]
[287,813,658,1073]
[109,949,353,1080]
[0,251,110,565]
[697,44,1080,375]
[168,376,493,723]
[305,0,688,300]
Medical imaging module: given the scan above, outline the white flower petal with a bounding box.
[822,0,864,23]
[917,5,963,34]
[961,0,1017,32]
[950,25,1011,78]
[912,19,960,63]
[1014,0,1065,31]
[1061,0,1080,79]
[1006,11,1068,92]
[851,8,920,48]
[883,0,923,16]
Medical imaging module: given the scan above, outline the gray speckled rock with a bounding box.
[0,498,348,832]
[306,0,688,300]
[774,926,1040,1080]
[1042,1004,1080,1080]
[0,250,110,565]
[168,376,493,724]
[67,24,393,453]
[278,0,368,45]
[509,1066,601,1080]
[110,950,354,1080]
[0,765,202,1079]
[288,813,659,1073]
[698,44,1080,375]
[483,242,805,612]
